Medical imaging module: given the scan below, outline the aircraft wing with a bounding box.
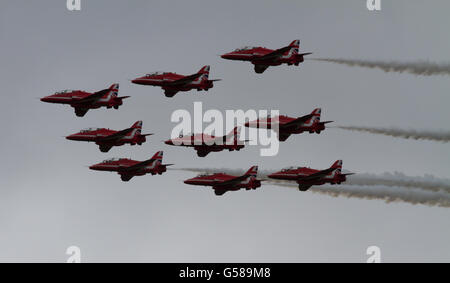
[256,46,292,61]
[298,184,313,191]
[73,89,109,104]
[120,158,156,172]
[214,174,251,188]
[97,128,134,142]
[278,132,291,142]
[280,114,314,130]
[166,73,203,86]
[296,167,335,182]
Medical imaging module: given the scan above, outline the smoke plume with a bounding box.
[273,182,450,208]
[309,58,450,76]
[174,168,450,207]
[337,126,450,143]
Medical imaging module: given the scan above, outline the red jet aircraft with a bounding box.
[89,151,172,182]
[164,127,244,157]
[245,108,332,142]
[131,65,220,97]
[184,166,261,196]
[268,160,354,191]
[221,40,312,73]
[66,121,153,152]
[40,84,129,117]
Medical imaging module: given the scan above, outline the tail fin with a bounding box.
[310,108,321,124]
[289,39,300,48]
[107,83,119,98]
[109,83,119,92]
[331,160,342,169]
[288,39,300,55]
[198,65,210,74]
[197,65,210,81]
[311,108,321,117]
[131,120,143,129]
[225,126,240,142]
[245,166,258,177]
[151,151,163,162]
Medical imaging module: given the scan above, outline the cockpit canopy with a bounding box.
[234,46,257,52]
[103,158,121,163]
[196,173,211,177]
[178,133,195,138]
[281,166,300,172]
[55,90,75,94]
[145,72,168,77]
[80,128,100,133]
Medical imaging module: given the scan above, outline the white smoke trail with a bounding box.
[346,172,450,193]
[271,182,450,208]
[337,126,450,143]
[309,58,450,76]
[173,168,450,207]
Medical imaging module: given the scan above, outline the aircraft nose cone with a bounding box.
[66,133,82,141]
[164,140,173,145]
[244,122,250,127]
[40,96,50,102]
[184,179,194,185]
[89,164,100,170]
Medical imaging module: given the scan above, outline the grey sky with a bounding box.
[0,0,449,262]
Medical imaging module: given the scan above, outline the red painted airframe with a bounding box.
[89,151,172,182]
[40,84,128,117]
[268,160,354,191]
[245,108,332,141]
[164,127,244,157]
[221,40,312,73]
[184,166,261,196]
[66,121,153,152]
[131,65,220,97]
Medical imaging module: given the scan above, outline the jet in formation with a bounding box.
[66,121,153,152]
[89,151,172,182]
[184,166,261,196]
[245,108,332,141]
[40,83,128,117]
[131,65,220,97]
[268,160,354,191]
[164,127,245,157]
[221,40,312,73]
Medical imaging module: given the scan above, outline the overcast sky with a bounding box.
[0,0,449,262]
